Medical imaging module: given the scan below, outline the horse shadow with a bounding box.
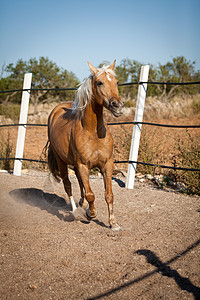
[10,188,78,222]
[112,177,125,187]
[9,188,108,227]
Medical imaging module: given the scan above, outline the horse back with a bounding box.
[48,102,73,122]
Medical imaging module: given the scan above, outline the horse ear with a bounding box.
[87,61,97,76]
[109,60,116,71]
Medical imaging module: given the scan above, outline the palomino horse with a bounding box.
[47,60,123,230]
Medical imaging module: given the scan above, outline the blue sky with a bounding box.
[0,0,199,81]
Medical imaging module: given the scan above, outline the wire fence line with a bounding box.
[0,121,200,129]
[0,157,199,172]
[0,121,199,171]
[0,157,47,164]
[0,123,47,128]
[108,121,200,128]
[0,87,77,94]
[118,81,200,87]
[0,79,200,172]
[0,80,200,94]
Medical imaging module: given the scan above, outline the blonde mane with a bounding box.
[95,65,116,78]
[72,64,116,119]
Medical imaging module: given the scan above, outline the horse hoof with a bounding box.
[86,208,97,219]
[110,223,122,231]
[79,198,88,209]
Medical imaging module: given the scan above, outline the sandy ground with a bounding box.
[0,170,199,299]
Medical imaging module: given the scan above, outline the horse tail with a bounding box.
[43,140,61,182]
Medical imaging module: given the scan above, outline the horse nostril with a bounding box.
[109,98,124,117]
[110,99,119,108]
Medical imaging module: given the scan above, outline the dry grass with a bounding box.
[109,111,200,195]
[0,130,14,170]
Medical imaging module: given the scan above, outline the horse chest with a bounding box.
[91,143,109,160]
[77,135,113,167]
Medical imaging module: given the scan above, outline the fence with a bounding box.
[0,68,200,188]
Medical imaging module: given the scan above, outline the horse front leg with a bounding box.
[102,159,121,231]
[74,166,88,209]
[77,163,97,218]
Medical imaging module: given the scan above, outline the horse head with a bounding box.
[88,60,124,117]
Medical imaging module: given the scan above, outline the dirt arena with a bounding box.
[0,169,199,299]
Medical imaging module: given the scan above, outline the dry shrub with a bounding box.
[192,98,200,114]
[0,104,20,121]
[137,128,161,175]
[112,123,200,195]
[171,131,200,195]
[138,128,200,195]
[0,130,14,170]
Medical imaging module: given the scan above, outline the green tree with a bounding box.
[155,56,199,100]
[0,57,79,113]
[1,56,199,110]
[115,59,142,100]
[0,59,27,104]
[27,57,61,114]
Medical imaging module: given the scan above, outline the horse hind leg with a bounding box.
[60,168,77,211]
[57,164,90,223]
[62,170,88,221]
[49,148,89,221]
[52,151,77,212]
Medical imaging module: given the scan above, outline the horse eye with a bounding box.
[97,81,103,86]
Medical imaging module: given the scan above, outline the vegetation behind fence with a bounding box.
[0,57,199,195]
[1,56,200,113]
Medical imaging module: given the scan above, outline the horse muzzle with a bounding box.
[109,98,124,117]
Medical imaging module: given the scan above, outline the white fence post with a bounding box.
[125,65,149,189]
[13,73,32,176]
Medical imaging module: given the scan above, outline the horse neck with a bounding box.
[83,100,106,138]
